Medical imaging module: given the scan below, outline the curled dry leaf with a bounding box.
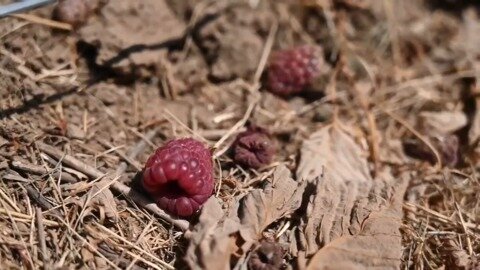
[418,111,467,137]
[306,173,408,270]
[296,125,372,184]
[239,165,306,244]
[185,165,306,270]
[296,125,372,255]
[80,179,119,222]
[184,197,241,270]
[294,124,408,270]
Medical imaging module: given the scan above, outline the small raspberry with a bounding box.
[53,0,103,27]
[53,0,88,27]
[266,45,323,96]
[233,126,275,169]
[142,138,214,217]
[248,241,285,270]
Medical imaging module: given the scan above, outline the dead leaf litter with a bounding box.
[1,0,480,269]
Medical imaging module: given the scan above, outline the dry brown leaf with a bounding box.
[185,165,305,270]
[296,125,372,254]
[306,173,407,270]
[418,111,467,136]
[83,180,119,222]
[296,125,372,184]
[443,239,473,270]
[239,165,306,244]
[295,123,408,269]
[184,197,241,270]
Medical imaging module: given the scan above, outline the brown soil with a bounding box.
[0,0,479,269]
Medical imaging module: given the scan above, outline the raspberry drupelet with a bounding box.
[141,138,214,217]
[266,45,323,96]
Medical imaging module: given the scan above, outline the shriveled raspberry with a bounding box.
[403,134,459,167]
[248,241,285,270]
[142,138,214,217]
[266,45,323,96]
[233,126,275,169]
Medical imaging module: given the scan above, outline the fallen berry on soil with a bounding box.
[266,45,323,96]
[248,241,285,270]
[403,134,459,167]
[53,0,104,27]
[233,126,275,169]
[141,138,214,217]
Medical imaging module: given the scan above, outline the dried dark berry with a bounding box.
[248,241,285,270]
[142,138,214,217]
[403,134,459,167]
[233,126,275,169]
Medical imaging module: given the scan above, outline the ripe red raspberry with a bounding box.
[233,126,275,169]
[142,138,214,217]
[266,45,323,96]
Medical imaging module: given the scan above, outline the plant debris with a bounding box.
[1,0,479,269]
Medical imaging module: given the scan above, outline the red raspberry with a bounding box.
[266,45,323,96]
[233,126,275,169]
[142,138,214,217]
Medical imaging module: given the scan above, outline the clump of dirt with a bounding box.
[193,4,274,81]
[78,0,186,77]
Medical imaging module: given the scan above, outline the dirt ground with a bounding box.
[0,0,479,269]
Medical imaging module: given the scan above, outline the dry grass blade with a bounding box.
[93,223,174,270]
[35,208,49,267]
[10,14,72,31]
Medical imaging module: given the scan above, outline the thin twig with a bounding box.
[0,187,21,212]
[454,203,474,255]
[116,129,158,176]
[36,207,49,269]
[97,245,147,270]
[55,218,122,270]
[24,184,62,217]
[98,139,142,171]
[253,21,278,83]
[10,13,72,31]
[111,183,189,231]
[212,21,277,157]
[94,224,174,270]
[37,142,105,179]
[213,99,258,159]
[11,160,78,183]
